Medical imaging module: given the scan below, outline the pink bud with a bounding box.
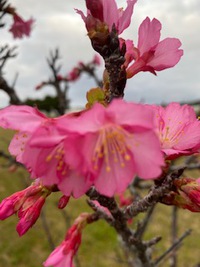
[58,195,70,209]
[0,182,51,235]
[67,67,80,81]
[162,178,200,212]
[44,213,90,267]
[17,196,46,236]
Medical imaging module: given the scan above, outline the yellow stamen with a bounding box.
[93,125,132,172]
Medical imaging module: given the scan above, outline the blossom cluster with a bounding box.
[77,0,183,78]
[0,100,164,197]
[0,100,200,213]
[1,100,200,265]
[0,0,200,266]
[0,179,52,236]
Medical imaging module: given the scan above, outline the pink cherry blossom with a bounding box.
[23,121,93,198]
[43,213,90,267]
[56,99,164,197]
[0,105,93,198]
[126,17,183,78]
[0,180,51,236]
[150,102,200,159]
[0,101,165,198]
[9,13,34,39]
[76,0,137,34]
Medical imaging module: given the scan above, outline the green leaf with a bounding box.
[86,87,105,108]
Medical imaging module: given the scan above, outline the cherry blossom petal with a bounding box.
[0,105,46,131]
[138,17,161,55]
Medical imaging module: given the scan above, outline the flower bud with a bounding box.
[0,181,52,235]
[58,195,70,209]
[162,178,200,212]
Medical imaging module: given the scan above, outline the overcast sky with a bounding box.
[1,0,200,109]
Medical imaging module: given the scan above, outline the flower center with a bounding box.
[92,125,131,172]
[159,119,184,148]
[45,144,67,176]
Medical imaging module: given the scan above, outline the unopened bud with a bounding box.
[58,195,70,209]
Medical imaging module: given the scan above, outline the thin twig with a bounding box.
[40,209,55,251]
[11,72,19,88]
[143,236,162,248]
[87,199,114,224]
[170,163,200,172]
[154,229,192,266]
[0,45,17,72]
[81,65,102,87]
[0,150,23,167]
[135,205,156,239]
[60,208,71,227]
[170,206,178,267]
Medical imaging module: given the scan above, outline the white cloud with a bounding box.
[1,0,200,108]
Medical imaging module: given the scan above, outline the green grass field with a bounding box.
[0,128,200,267]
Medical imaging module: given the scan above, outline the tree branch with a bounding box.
[124,168,185,220]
